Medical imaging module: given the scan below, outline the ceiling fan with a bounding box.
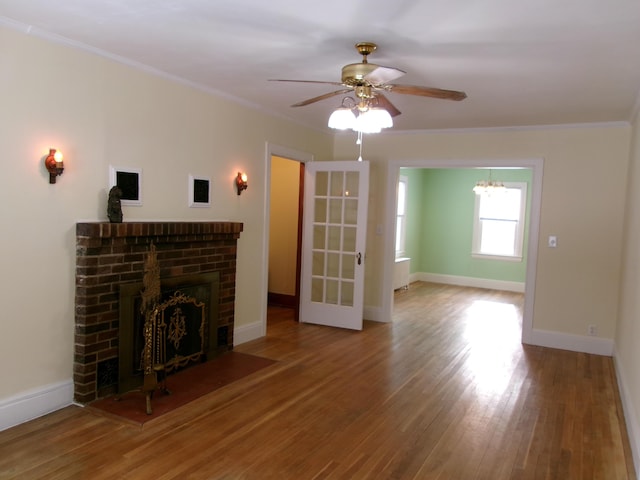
[271,42,467,118]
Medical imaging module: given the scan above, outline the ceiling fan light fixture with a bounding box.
[353,111,381,133]
[328,107,357,130]
[352,107,393,133]
[274,41,467,132]
[367,107,393,129]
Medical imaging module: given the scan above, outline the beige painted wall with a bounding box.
[268,156,300,295]
[615,111,640,464]
[334,126,630,340]
[0,26,333,399]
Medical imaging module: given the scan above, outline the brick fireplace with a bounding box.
[74,221,243,404]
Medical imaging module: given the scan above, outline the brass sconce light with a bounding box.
[236,171,248,195]
[44,148,64,184]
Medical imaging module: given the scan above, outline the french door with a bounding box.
[299,161,369,330]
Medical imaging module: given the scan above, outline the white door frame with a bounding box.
[258,143,314,336]
[382,157,544,345]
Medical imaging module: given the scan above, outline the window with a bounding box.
[395,175,408,257]
[472,182,527,260]
[396,175,409,258]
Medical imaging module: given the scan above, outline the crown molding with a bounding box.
[1,16,634,136]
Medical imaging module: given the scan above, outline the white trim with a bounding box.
[471,253,523,262]
[613,350,640,474]
[364,305,384,322]
[1,18,631,138]
[233,321,265,346]
[376,121,631,136]
[0,16,327,134]
[416,273,525,293]
[0,380,73,432]
[529,329,613,356]
[383,157,543,347]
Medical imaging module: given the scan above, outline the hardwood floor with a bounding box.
[0,282,635,479]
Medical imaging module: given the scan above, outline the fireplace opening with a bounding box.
[115,272,220,395]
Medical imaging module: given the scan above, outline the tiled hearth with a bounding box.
[74,222,243,404]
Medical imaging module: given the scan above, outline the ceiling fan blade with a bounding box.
[388,84,467,101]
[291,89,353,107]
[269,79,344,87]
[373,94,402,117]
[364,65,405,85]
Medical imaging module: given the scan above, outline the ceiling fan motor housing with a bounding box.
[342,63,379,85]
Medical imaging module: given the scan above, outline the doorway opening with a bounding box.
[268,155,304,319]
[262,144,314,335]
[383,158,543,346]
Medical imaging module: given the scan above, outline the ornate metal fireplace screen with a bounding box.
[118,243,220,414]
[142,290,206,414]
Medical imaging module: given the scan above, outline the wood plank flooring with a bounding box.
[0,282,635,479]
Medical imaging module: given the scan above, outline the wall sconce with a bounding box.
[236,171,248,195]
[44,148,64,184]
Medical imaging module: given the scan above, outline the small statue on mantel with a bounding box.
[107,186,123,223]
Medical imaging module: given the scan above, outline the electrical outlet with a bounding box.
[588,325,598,336]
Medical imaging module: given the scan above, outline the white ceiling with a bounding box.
[2,0,640,132]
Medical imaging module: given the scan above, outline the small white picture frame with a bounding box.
[109,166,142,206]
[189,174,211,207]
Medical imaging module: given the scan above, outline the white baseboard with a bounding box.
[528,328,614,356]
[415,272,525,293]
[364,305,385,323]
[232,307,389,342]
[234,321,265,345]
[0,380,73,432]
[613,351,640,474]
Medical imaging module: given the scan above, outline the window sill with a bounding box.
[471,253,523,262]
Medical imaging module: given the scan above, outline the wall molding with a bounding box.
[415,272,525,293]
[364,305,385,323]
[0,380,73,432]
[613,351,640,474]
[528,328,614,356]
[234,321,264,346]
[382,120,631,136]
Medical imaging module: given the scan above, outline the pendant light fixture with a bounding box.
[473,170,506,195]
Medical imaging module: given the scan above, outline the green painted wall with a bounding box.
[399,168,532,283]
